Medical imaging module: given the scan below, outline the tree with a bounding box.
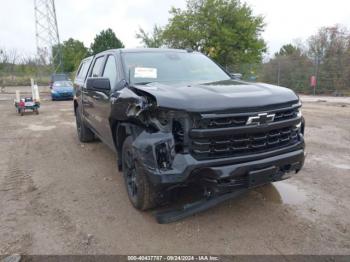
[0,48,19,75]
[53,38,88,73]
[260,43,313,92]
[275,44,302,57]
[136,25,164,48]
[160,0,266,69]
[90,28,124,55]
[308,25,350,93]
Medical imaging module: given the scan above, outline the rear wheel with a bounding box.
[122,136,157,210]
[75,108,94,142]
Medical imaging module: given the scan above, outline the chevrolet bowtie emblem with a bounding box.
[246,113,275,126]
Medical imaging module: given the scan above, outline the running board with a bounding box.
[154,189,248,224]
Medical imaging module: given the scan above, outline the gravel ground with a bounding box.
[0,94,349,255]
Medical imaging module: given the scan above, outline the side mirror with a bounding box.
[86,77,111,91]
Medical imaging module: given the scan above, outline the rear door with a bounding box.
[74,57,92,101]
[84,55,106,131]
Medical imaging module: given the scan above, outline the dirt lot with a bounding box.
[0,94,349,255]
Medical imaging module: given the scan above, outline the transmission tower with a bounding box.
[34,0,62,72]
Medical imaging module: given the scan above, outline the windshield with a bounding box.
[122,51,230,84]
[52,74,68,81]
[53,81,72,88]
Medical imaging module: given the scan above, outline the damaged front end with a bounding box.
[110,85,190,172]
[130,107,194,181]
[112,86,305,223]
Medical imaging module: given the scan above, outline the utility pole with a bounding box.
[314,55,319,96]
[34,0,62,73]
[277,60,281,86]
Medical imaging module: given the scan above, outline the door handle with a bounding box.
[92,95,100,100]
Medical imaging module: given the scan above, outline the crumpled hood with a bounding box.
[133,80,299,112]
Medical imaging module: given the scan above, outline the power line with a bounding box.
[34,0,62,72]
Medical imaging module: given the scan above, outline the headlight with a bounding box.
[297,108,302,118]
[295,100,303,130]
[296,112,305,135]
[296,121,302,129]
[155,109,189,126]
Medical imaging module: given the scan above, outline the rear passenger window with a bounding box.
[91,56,105,77]
[79,59,91,79]
[102,56,118,89]
[76,63,84,78]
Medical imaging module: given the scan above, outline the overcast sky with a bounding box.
[0,0,349,58]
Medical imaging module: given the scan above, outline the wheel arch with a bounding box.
[73,99,79,116]
[110,119,134,170]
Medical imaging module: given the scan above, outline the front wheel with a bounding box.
[122,136,157,210]
[75,108,94,142]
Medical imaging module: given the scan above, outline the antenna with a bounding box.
[34,0,62,72]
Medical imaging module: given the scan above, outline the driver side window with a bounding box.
[91,56,104,77]
[102,55,118,89]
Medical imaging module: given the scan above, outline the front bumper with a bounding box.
[51,92,73,100]
[133,131,305,192]
[152,148,304,223]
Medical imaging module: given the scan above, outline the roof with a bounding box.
[97,48,194,55]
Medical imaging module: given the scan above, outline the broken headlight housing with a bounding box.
[151,109,190,168]
[155,140,175,170]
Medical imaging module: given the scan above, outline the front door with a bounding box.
[92,55,119,148]
[84,55,106,134]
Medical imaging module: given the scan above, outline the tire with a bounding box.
[75,108,94,142]
[122,136,157,210]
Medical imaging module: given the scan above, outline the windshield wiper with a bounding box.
[133,81,155,85]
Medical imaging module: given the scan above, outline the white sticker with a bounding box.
[134,67,157,78]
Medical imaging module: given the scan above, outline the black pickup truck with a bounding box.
[74,48,305,222]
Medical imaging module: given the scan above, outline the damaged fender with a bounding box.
[110,87,151,121]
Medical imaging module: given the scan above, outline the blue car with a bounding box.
[51,81,74,100]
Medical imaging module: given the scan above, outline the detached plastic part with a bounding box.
[154,189,248,224]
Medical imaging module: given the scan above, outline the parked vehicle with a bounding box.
[51,81,74,100]
[14,84,40,116]
[74,48,305,223]
[50,73,69,88]
[15,97,40,116]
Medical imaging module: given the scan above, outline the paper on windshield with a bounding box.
[134,67,157,78]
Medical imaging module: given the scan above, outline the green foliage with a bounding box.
[308,25,350,93]
[136,25,164,48]
[260,44,313,93]
[260,25,350,95]
[275,44,302,57]
[90,28,124,55]
[53,38,88,73]
[161,0,266,68]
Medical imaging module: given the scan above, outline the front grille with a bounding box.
[195,107,299,129]
[191,126,299,159]
[190,104,302,160]
[274,108,298,122]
